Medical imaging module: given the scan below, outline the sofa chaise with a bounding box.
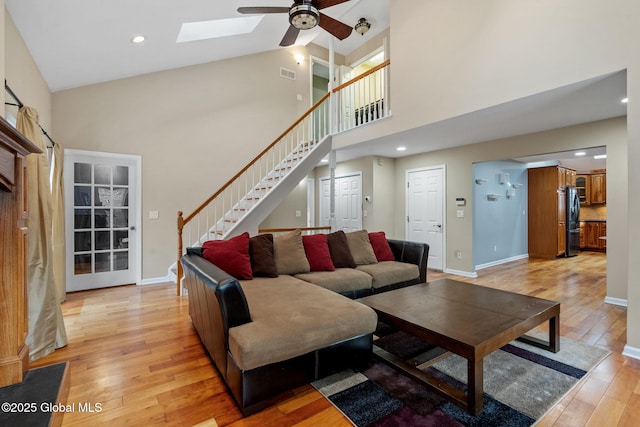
[181,229,429,415]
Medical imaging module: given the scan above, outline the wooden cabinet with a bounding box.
[576,171,606,205]
[583,221,607,251]
[0,117,41,388]
[557,166,576,189]
[579,221,586,248]
[590,173,606,204]
[528,166,574,259]
[576,175,591,205]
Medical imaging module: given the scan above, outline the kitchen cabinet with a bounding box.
[576,175,591,205]
[583,221,606,251]
[557,166,576,189]
[576,171,606,205]
[579,221,586,248]
[528,165,574,259]
[590,173,606,204]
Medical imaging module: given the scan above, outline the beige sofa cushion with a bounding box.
[356,261,420,289]
[346,230,378,265]
[294,268,373,293]
[229,275,377,371]
[273,229,310,275]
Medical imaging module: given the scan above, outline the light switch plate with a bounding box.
[457,210,464,218]
[149,210,159,219]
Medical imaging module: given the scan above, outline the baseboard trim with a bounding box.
[475,254,529,271]
[140,276,172,286]
[622,345,640,361]
[604,296,628,307]
[444,268,478,279]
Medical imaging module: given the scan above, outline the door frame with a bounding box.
[405,164,446,270]
[64,149,142,289]
[319,171,363,231]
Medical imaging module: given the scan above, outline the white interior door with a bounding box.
[64,150,141,291]
[407,167,445,270]
[320,173,362,232]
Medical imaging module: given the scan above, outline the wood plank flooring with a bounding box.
[31,251,640,426]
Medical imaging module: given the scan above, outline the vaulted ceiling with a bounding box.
[6,0,389,92]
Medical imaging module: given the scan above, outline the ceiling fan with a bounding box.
[237,0,353,47]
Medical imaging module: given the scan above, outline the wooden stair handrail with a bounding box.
[332,59,390,93]
[258,226,331,234]
[181,91,331,225]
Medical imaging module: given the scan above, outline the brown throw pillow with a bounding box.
[249,234,278,277]
[326,230,357,268]
[273,229,311,275]
[346,230,378,265]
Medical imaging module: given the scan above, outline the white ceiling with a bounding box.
[6,0,389,92]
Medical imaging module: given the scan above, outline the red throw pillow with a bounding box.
[202,232,253,279]
[368,231,395,261]
[302,234,336,272]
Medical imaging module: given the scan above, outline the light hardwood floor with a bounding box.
[31,251,640,426]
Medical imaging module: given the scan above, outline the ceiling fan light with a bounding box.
[355,18,371,35]
[289,4,319,30]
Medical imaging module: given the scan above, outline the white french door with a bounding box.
[320,173,362,232]
[407,166,445,270]
[64,150,141,291]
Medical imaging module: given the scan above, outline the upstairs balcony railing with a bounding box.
[176,60,390,294]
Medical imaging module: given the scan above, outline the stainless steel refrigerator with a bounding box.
[566,186,581,256]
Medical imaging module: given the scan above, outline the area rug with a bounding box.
[312,327,609,427]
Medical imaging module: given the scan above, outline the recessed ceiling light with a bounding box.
[177,16,263,43]
[622,97,629,103]
[574,151,586,157]
[594,154,607,159]
[131,35,146,44]
[396,146,406,151]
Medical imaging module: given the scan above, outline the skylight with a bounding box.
[176,16,263,43]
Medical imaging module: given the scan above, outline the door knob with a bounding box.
[130,226,136,231]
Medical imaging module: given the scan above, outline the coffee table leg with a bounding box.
[468,358,484,415]
[549,313,560,352]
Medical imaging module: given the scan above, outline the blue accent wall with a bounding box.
[472,161,528,269]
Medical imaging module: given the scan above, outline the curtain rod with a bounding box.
[4,80,56,148]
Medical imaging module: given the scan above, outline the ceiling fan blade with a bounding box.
[280,25,300,47]
[316,0,351,10]
[319,13,352,40]
[237,7,290,14]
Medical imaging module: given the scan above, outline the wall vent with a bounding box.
[280,67,296,80]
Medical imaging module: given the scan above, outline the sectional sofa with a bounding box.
[181,229,429,415]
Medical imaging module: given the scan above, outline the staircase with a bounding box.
[176,60,391,295]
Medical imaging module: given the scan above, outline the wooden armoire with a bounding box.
[0,115,40,387]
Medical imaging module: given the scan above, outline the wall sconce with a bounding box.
[294,53,305,65]
[355,18,371,35]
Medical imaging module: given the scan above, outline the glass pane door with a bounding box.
[65,151,139,291]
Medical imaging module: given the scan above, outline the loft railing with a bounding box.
[334,60,390,133]
[176,60,390,295]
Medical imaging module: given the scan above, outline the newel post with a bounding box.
[177,210,184,296]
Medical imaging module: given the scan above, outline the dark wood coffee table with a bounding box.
[357,278,560,415]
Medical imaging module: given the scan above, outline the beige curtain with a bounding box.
[50,143,66,302]
[17,106,68,361]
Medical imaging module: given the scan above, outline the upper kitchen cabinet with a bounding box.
[557,166,576,189]
[576,170,606,205]
[590,171,606,204]
[576,174,590,205]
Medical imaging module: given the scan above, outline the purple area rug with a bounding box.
[312,327,609,427]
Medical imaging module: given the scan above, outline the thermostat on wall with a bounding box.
[456,198,466,206]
